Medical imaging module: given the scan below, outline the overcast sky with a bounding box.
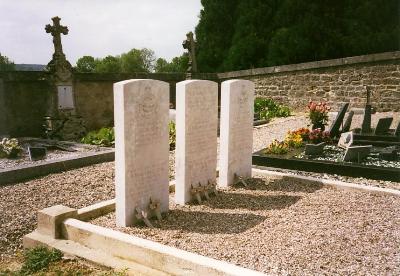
[0,0,202,65]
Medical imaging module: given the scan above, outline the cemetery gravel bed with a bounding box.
[0,162,115,260]
[91,177,400,275]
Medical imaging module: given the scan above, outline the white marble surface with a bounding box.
[114,79,170,226]
[175,80,218,205]
[219,80,254,187]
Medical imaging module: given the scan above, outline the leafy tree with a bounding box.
[154,54,189,73]
[75,55,97,72]
[120,48,155,73]
[95,55,121,73]
[0,53,16,71]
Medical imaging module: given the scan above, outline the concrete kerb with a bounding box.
[24,166,399,275]
[0,149,115,186]
[251,167,400,196]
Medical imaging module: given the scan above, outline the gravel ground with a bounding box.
[92,177,400,275]
[0,162,115,260]
[1,112,398,262]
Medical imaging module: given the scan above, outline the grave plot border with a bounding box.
[23,169,399,276]
[0,149,115,186]
[252,150,400,182]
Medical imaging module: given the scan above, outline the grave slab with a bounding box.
[343,145,372,162]
[219,80,254,187]
[175,80,218,205]
[329,102,349,137]
[114,79,170,226]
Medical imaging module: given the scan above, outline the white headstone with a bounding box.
[114,79,170,227]
[338,131,353,149]
[219,80,254,187]
[175,80,218,205]
[57,85,74,109]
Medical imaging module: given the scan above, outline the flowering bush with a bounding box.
[0,138,22,158]
[307,101,330,129]
[264,140,289,154]
[308,128,331,144]
[285,131,304,148]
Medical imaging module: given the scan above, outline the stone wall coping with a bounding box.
[217,51,400,79]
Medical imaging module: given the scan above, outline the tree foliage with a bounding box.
[0,53,16,71]
[195,0,400,72]
[154,53,189,73]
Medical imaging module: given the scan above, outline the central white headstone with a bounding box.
[175,80,218,205]
[114,79,170,227]
[219,80,254,187]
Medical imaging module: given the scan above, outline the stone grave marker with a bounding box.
[361,105,372,134]
[28,147,47,161]
[374,117,393,135]
[343,145,372,162]
[114,79,170,227]
[219,80,254,187]
[328,102,349,137]
[342,111,354,133]
[175,80,218,205]
[338,131,354,149]
[395,122,400,137]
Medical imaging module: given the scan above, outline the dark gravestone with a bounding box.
[304,142,326,155]
[343,145,372,162]
[361,105,372,134]
[329,103,349,138]
[379,147,398,161]
[342,111,354,133]
[374,117,393,135]
[394,122,400,137]
[28,147,47,161]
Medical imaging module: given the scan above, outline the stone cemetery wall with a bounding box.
[218,51,400,112]
[114,79,170,226]
[219,80,254,187]
[0,71,52,137]
[175,80,219,205]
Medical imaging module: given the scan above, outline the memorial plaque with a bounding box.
[114,79,170,227]
[57,85,74,109]
[219,80,254,187]
[28,146,47,161]
[374,117,393,135]
[175,80,218,205]
[338,131,354,149]
[343,145,372,162]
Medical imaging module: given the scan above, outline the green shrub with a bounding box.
[0,138,22,158]
[169,122,176,150]
[20,246,63,275]
[81,127,115,147]
[254,98,291,121]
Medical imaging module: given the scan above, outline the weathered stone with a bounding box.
[342,111,354,132]
[343,145,372,162]
[114,79,170,226]
[37,205,77,239]
[338,131,353,149]
[219,80,254,187]
[175,80,218,205]
[328,103,349,137]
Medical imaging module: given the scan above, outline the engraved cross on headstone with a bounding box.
[45,16,68,57]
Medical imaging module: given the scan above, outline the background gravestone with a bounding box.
[374,117,393,135]
[219,80,254,187]
[342,111,354,133]
[328,102,349,137]
[114,79,170,227]
[361,105,372,134]
[175,80,218,205]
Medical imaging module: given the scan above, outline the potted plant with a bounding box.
[307,101,330,131]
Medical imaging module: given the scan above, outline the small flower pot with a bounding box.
[305,142,326,155]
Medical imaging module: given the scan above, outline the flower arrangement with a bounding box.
[308,128,331,144]
[0,138,22,158]
[264,140,289,154]
[307,101,330,130]
[285,131,304,148]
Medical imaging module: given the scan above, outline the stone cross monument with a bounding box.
[44,17,86,140]
[182,32,197,79]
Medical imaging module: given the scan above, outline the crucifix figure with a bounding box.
[182,31,197,79]
[45,16,68,57]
